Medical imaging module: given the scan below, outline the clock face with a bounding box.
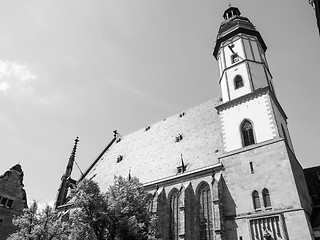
[231,53,239,64]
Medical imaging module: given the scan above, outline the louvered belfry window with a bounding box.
[242,120,255,146]
[262,188,271,208]
[252,190,261,210]
[170,190,179,240]
[234,75,244,89]
[199,183,213,240]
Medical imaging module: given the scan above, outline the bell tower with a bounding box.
[214,6,294,153]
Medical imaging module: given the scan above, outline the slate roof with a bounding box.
[83,97,223,192]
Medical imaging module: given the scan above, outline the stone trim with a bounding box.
[143,163,223,191]
[78,136,117,182]
[225,207,304,220]
[216,87,269,112]
[218,138,284,159]
[264,94,278,137]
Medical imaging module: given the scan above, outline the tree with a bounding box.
[8,201,70,240]
[71,176,159,240]
[9,176,159,240]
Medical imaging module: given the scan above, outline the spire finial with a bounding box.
[113,130,118,138]
[70,136,79,159]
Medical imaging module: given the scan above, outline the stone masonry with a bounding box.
[0,164,27,240]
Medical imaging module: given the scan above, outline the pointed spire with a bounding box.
[66,137,79,173]
[55,137,79,209]
[181,154,186,173]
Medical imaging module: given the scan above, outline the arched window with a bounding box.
[198,182,213,240]
[169,189,180,240]
[262,188,271,208]
[145,194,154,212]
[241,120,255,146]
[252,190,261,210]
[234,75,244,89]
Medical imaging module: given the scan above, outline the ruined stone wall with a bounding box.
[0,164,27,240]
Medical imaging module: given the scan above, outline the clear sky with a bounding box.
[0,0,319,205]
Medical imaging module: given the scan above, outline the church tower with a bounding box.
[214,7,294,153]
[215,7,314,240]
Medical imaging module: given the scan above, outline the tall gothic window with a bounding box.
[145,194,154,212]
[198,182,213,240]
[252,190,261,210]
[234,75,244,89]
[241,120,255,146]
[169,189,180,240]
[262,188,271,208]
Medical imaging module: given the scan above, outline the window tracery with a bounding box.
[252,190,261,210]
[198,182,213,240]
[241,120,255,146]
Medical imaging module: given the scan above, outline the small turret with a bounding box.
[213,6,267,60]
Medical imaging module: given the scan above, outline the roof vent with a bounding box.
[175,134,183,143]
[117,155,123,163]
[145,126,151,131]
[179,112,185,118]
[116,138,122,143]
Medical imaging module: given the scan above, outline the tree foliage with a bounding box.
[71,176,159,240]
[8,201,70,240]
[9,176,159,240]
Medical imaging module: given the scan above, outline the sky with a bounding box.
[0,0,319,205]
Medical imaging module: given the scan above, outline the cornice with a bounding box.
[225,207,304,220]
[215,86,270,112]
[213,26,267,59]
[218,137,284,160]
[218,59,272,85]
[143,163,224,191]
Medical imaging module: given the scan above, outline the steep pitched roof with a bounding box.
[83,98,223,192]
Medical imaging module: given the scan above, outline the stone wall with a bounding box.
[0,164,27,240]
[220,138,314,240]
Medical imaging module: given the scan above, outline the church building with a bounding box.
[55,6,317,240]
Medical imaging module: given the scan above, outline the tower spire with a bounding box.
[65,137,79,177]
[54,137,79,209]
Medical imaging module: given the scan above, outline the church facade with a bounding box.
[56,7,316,240]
